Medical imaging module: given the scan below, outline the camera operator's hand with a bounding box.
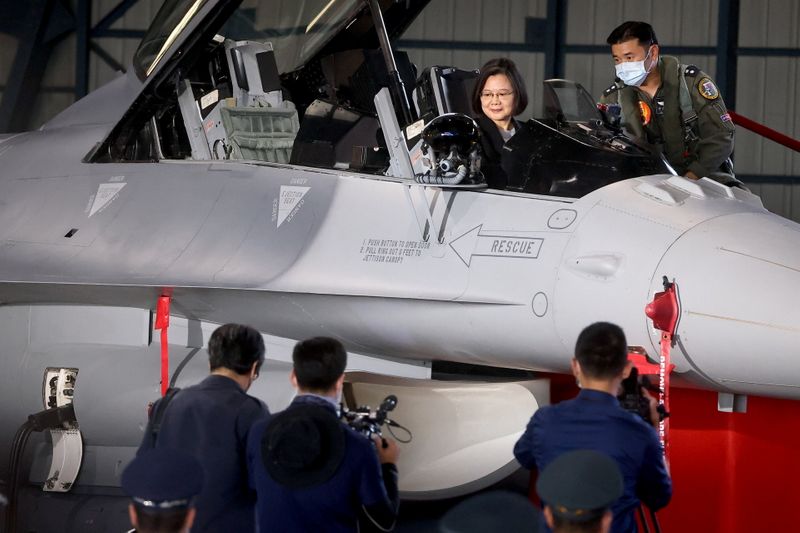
[642,388,660,428]
[373,436,400,465]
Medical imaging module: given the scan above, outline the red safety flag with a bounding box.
[155,296,171,397]
[645,279,679,458]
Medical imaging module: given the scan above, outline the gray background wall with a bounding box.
[0,0,798,218]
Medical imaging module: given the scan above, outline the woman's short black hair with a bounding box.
[471,57,528,117]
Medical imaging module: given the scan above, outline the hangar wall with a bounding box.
[400,0,548,121]
[0,0,797,216]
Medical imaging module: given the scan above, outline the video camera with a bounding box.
[340,394,411,443]
[618,367,669,426]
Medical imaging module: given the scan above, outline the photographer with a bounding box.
[247,337,400,532]
[514,322,671,533]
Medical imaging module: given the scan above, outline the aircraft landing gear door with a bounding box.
[42,368,82,492]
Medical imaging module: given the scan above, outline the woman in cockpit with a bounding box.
[471,58,528,189]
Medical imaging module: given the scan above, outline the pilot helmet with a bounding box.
[422,113,480,153]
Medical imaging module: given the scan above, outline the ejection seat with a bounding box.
[219,103,298,163]
[177,39,299,163]
[219,40,298,163]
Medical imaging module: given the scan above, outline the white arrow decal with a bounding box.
[89,182,126,217]
[449,224,543,267]
[277,186,310,228]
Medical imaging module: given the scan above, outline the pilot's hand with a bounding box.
[685,170,700,180]
[373,436,400,464]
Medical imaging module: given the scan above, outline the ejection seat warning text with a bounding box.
[360,239,431,264]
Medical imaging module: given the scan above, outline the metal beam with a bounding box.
[93,0,142,34]
[43,0,76,44]
[544,0,567,79]
[93,28,146,39]
[75,0,91,99]
[398,39,539,52]
[0,0,57,133]
[90,42,126,73]
[399,41,800,58]
[738,175,800,184]
[0,4,36,38]
[0,85,75,93]
[716,0,740,109]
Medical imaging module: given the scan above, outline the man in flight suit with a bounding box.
[138,323,269,532]
[600,21,738,185]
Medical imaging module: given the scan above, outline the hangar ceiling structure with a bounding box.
[0,0,797,216]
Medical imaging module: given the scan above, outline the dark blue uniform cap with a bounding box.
[121,448,204,510]
[536,449,623,522]
[439,490,540,533]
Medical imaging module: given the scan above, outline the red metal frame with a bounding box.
[730,111,800,153]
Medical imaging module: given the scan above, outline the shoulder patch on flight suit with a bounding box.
[713,102,736,131]
[603,83,620,97]
[684,65,699,77]
[698,77,720,100]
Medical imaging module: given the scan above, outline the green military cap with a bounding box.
[536,450,623,522]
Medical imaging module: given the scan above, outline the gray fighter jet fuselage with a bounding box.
[2,0,797,396]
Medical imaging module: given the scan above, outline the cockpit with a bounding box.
[91,0,671,199]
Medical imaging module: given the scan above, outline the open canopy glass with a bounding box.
[134,0,366,79]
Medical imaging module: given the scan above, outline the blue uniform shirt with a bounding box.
[247,395,391,533]
[140,374,269,532]
[514,389,672,533]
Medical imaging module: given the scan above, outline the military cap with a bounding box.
[439,490,540,533]
[536,450,623,522]
[261,403,346,489]
[121,448,204,510]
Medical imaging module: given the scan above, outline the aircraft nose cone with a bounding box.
[653,212,800,399]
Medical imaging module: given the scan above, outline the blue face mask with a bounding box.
[615,48,654,87]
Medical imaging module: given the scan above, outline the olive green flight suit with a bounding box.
[600,56,737,184]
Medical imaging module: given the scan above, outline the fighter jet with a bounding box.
[1,0,799,528]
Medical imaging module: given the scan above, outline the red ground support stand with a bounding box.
[660,388,800,532]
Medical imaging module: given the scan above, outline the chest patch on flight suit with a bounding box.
[698,77,720,100]
[638,100,652,125]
